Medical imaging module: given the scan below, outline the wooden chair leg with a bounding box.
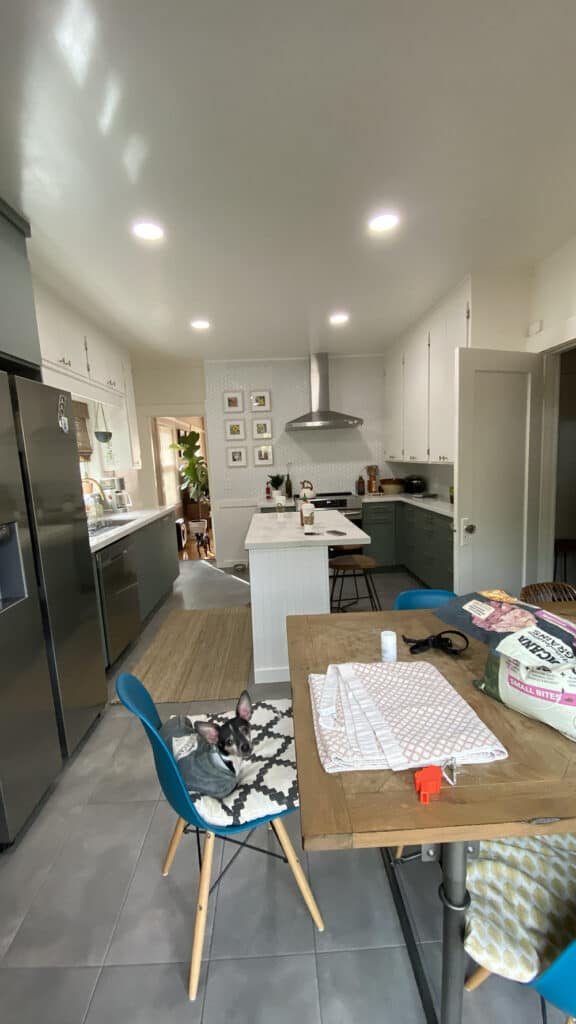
[188,830,216,1001]
[395,845,405,860]
[271,817,324,932]
[162,816,186,877]
[464,965,492,992]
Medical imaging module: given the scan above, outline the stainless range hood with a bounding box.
[285,353,363,431]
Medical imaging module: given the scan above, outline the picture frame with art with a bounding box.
[226,447,247,467]
[224,419,245,440]
[251,418,272,440]
[253,444,273,466]
[223,390,244,413]
[249,389,271,412]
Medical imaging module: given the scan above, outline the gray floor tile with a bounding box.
[309,848,404,952]
[396,857,442,943]
[0,966,99,1024]
[316,947,426,1023]
[420,942,565,1024]
[106,801,222,965]
[210,814,315,959]
[3,802,155,967]
[203,955,321,1024]
[84,963,205,1023]
[49,713,130,812]
[88,718,161,803]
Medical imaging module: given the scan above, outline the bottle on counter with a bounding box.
[356,474,365,496]
[265,480,272,501]
[285,472,293,499]
[366,465,379,494]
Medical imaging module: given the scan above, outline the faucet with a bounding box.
[81,477,108,515]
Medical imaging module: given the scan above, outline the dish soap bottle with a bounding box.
[356,474,365,496]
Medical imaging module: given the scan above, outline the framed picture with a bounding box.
[226,447,247,467]
[223,390,244,413]
[250,390,271,412]
[253,444,273,466]
[224,419,245,440]
[252,418,272,440]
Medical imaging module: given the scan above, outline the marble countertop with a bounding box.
[245,510,370,550]
[361,494,454,517]
[88,506,177,554]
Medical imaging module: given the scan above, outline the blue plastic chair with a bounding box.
[116,672,324,1000]
[529,940,576,1019]
[393,588,456,611]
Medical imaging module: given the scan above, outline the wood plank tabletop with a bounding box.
[287,607,576,852]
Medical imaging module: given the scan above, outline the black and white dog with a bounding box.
[160,691,253,799]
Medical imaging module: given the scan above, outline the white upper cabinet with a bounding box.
[86,333,125,392]
[402,326,429,462]
[35,286,89,377]
[383,345,404,461]
[122,355,142,469]
[428,306,453,462]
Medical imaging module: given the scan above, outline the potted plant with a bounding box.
[170,430,209,504]
[268,473,285,500]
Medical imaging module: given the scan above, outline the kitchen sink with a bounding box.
[87,518,135,535]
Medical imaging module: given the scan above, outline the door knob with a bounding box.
[464,523,477,534]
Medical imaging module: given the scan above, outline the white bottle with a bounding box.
[380,630,397,663]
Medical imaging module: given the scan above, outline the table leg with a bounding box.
[439,842,469,1024]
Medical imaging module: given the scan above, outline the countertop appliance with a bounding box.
[96,538,141,664]
[310,491,362,522]
[403,475,427,495]
[0,372,107,843]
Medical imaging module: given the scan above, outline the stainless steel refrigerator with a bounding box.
[0,372,106,843]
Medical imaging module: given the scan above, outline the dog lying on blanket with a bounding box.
[159,691,253,798]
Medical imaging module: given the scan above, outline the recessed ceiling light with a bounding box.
[131,220,165,241]
[368,210,400,233]
[190,319,211,330]
[329,311,350,326]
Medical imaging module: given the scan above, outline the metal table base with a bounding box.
[380,842,469,1024]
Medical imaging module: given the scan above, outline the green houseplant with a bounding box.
[170,430,209,500]
[268,473,285,495]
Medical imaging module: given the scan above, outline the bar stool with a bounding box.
[329,554,382,612]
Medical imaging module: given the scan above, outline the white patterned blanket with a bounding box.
[309,661,508,773]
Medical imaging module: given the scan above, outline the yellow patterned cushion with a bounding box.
[465,834,576,983]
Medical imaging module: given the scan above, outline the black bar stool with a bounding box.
[329,554,382,612]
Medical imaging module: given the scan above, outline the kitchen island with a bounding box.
[245,509,370,684]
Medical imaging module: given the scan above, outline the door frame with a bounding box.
[536,340,576,581]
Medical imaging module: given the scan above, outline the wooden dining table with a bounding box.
[287,604,576,1024]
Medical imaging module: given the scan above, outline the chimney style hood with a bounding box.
[285,353,363,431]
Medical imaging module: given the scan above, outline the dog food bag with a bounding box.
[438,593,576,741]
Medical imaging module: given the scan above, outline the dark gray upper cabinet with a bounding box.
[0,210,42,367]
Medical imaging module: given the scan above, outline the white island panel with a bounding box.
[246,510,371,683]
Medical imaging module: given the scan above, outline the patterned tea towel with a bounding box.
[309,661,508,773]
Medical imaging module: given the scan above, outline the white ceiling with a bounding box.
[3,0,576,357]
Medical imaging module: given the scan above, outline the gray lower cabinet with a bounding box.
[364,502,453,588]
[131,512,180,620]
[362,503,397,567]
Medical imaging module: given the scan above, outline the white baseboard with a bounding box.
[253,666,291,685]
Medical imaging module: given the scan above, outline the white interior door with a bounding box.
[455,348,543,595]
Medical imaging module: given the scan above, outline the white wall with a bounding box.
[131,355,205,508]
[470,271,531,351]
[204,355,390,562]
[527,233,576,353]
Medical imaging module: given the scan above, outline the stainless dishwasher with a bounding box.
[96,538,141,664]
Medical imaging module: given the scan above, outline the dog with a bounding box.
[160,691,253,799]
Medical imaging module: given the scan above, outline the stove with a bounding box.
[310,491,362,521]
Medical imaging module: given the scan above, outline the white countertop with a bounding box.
[245,510,371,550]
[258,498,297,510]
[88,506,177,554]
[361,494,454,518]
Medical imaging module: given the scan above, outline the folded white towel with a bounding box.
[309,661,508,774]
